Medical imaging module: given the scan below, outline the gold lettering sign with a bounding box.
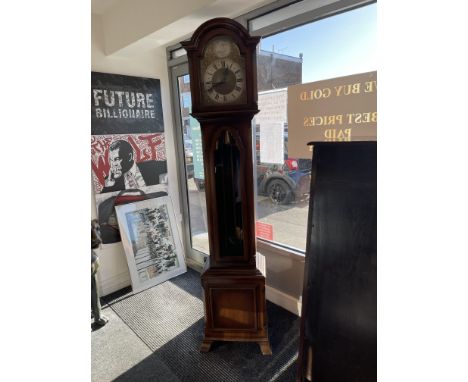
[288,71,377,158]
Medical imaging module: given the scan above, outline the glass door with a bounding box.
[171,63,210,268]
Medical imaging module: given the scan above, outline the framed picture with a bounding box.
[95,184,168,245]
[115,196,186,293]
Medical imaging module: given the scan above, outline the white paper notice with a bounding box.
[260,122,284,164]
[257,88,287,125]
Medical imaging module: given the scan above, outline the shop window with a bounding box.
[252,3,376,252]
[168,1,376,261]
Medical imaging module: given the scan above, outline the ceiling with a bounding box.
[92,0,275,55]
[91,0,122,15]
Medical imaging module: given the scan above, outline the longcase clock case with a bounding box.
[181,18,271,355]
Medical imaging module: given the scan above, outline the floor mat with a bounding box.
[104,268,300,382]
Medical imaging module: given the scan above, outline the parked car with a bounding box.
[256,157,311,205]
[255,128,311,204]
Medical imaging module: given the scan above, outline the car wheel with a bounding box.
[267,179,293,205]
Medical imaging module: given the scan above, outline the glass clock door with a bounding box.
[214,130,244,258]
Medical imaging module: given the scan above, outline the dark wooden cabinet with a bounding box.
[297,142,377,381]
[181,18,271,355]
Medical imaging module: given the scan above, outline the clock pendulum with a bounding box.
[181,18,272,355]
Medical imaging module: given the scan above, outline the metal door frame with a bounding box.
[169,61,208,271]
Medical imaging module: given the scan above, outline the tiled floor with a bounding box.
[92,307,153,382]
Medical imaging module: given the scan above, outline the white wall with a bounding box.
[91,14,183,296]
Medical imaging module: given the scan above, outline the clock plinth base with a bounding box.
[258,340,272,355]
[200,340,214,353]
[200,267,271,355]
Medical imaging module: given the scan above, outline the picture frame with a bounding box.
[115,196,186,293]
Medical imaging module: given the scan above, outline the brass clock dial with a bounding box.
[212,38,231,58]
[203,59,245,104]
[201,37,246,105]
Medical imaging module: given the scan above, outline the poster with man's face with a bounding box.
[91,134,167,194]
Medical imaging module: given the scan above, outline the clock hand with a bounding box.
[210,70,228,87]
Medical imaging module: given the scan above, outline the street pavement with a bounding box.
[186,178,309,253]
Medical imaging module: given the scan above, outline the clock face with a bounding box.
[203,59,245,104]
[201,37,247,105]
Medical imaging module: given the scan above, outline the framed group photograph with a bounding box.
[115,196,186,293]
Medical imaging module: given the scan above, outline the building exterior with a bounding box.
[257,49,303,91]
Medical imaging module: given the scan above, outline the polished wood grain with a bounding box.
[201,268,270,354]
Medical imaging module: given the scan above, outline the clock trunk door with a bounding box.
[204,125,254,266]
[214,130,244,259]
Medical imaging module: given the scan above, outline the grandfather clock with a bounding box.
[181,18,271,355]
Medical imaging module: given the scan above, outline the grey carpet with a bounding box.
[102,268,300,382]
